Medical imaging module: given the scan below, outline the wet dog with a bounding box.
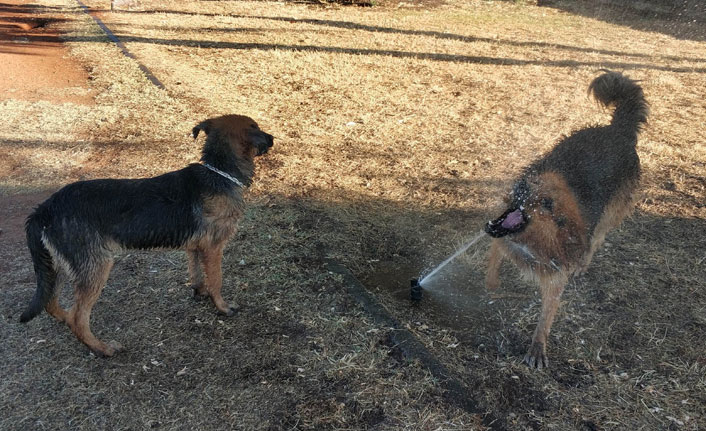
[20,114,274,356]
[485,71,648,369]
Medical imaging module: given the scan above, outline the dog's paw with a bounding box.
[191,284,209,300]
[485,279,500,292]
[224,306,239,317]
[216,304,240,317]
[108,340,124,353]
[523,342,549,370]
[93,340,123,357]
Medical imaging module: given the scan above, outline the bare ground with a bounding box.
[1,0,705,429]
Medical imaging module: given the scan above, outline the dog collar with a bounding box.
[202,163,245,188]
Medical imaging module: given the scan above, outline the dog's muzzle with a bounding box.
[251,130,274,156]
[485,208,528,238]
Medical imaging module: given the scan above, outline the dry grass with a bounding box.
[1,0,705,429]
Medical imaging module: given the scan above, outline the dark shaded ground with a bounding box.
[366,209,706,429]
[540,0,706,42]
[1,193,486,429]
[4,185,705,429]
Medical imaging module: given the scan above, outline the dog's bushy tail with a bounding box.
[588,70,648,133]
[20,209,57,323]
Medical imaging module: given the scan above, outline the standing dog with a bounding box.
[20,114,274,356]
[484,71,648,369]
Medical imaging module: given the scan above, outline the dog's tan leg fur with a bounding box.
[66,259,121,356]
[525,272,568,369]
[187,249,208,297]
[45,270,68,322]
[485,239,504,292]
[578,190,636,275]
[200,243,236,316]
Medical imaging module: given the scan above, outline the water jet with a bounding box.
[417,231,485,286]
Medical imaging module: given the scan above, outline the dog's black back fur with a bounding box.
[31,167,218,248]
[524,71,648,231]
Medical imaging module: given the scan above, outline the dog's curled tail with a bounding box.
[588,70,648,133]
[20,209,57,323]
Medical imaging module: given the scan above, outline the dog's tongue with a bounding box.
[501,209,523,229]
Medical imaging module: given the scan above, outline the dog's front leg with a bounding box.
[187,249,208,298]
[525,273,568,369]
[201,244,237,316]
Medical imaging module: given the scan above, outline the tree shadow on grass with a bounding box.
[111,7,706,64]
[242,185,706,429]
[2,165,705,429]
[538,0,706,42]
[351,202,706,429]
[53,32,706,74]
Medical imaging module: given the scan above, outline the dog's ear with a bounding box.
[192,120,212,139]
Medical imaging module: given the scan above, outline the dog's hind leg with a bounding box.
[485,239,504,292]
[201,243,237,316]
[187,249,208,298]
[45,270,69,323]
[525,272,569,370]
[578,191,636,275]
[66,258,121,357]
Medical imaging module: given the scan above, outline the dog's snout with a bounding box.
[250,130,274,155]
[250,130,274,156]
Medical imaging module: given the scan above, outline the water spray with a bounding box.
[418,231,485,286]
[410,230,487,304]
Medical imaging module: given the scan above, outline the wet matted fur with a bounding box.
[20,114,274,356]
[484,71,648,369]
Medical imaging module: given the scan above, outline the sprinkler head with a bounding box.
[410,278,423,303]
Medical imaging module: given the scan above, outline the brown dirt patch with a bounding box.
[0,0,91,277]
[0,0,93,104]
